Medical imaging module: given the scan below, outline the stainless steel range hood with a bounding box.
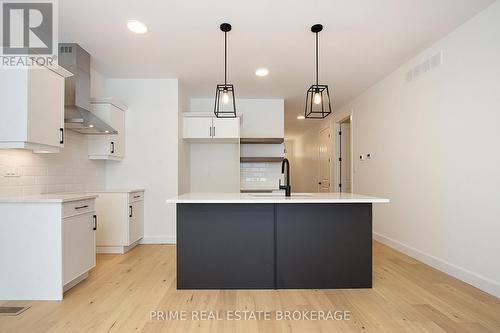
[58,43,117,134]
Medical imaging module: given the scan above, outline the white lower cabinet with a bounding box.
[0,195,97,300]
[91,190,145,254]
[62,212,96,286]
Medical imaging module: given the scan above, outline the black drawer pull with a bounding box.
[129,205,133,218]
[93,215,98,230]
[74,205,89,210]
[133,195,141,198]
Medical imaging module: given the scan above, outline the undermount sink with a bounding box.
[246,193,314,198]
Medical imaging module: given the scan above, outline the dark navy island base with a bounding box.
[176,203,372,289]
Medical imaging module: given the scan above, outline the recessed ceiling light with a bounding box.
[297,115,305,120]
[255,68,269,77]
[127,20,148,34]
[88,124,94,128]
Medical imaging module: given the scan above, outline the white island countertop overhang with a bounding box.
[167,192,389,204]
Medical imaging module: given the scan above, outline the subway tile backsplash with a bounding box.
[240,162,282,191]
[0,131,106,197]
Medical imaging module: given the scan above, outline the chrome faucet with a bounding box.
[279,158,291,197]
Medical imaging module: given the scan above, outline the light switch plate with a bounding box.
[2,167,21,177]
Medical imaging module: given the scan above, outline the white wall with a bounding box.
[190,144,240,192]
[105,79,179,244]
[292,2,500,297]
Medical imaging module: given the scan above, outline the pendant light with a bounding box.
[214,23,236,118]
[304,24,332,119]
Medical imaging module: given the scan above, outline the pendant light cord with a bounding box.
[224,31,227,85]
[315,32,319,87]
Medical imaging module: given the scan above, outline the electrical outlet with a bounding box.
[2,167,21,177]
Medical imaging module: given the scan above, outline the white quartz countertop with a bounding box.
[0,193,98,203]
[167,192,389,204]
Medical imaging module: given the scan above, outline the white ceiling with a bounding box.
[59,0,495,137]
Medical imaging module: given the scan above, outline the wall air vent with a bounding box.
[405,50,443,83]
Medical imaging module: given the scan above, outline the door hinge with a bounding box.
[339,183,342,188]
[338,157,342,162]
[339,131,342,136]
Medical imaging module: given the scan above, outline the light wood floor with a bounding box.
[1,242,499,333]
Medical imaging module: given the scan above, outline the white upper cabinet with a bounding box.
[183,117,213,139]
[0,65,72,153]
[87,98,127,160]
[212,118,240,138]
[183,115,240,143]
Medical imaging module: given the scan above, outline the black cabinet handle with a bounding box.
[209,126,212,137]
[133,195,141,198]
[93,215,97,230]
[213,126,216,137]
[60,128,64,144]
[110,142,115,154]
[129,205,133,218]
[74,205,89,210]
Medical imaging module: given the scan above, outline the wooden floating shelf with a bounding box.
[240,189,275,193]
[240,138,284,144]
[240,157,284,163]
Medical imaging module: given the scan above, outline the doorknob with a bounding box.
[318,182,322,185]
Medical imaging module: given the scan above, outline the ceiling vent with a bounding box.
[405,50,443,83]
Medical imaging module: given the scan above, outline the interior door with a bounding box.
[318,127,331,192]
[340,121,352,192]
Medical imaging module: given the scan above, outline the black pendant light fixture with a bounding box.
[214,23,236,118]
[304,24,332,119]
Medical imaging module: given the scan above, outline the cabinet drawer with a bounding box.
[62,199,95,218]
[129,191,144,203]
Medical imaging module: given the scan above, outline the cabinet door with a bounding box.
[88,136,113,157]
[183,117,213,139]
[88,104,125,159]
[62,213,96,285]
[27,67,65,147]
[212,118,240,138]
[128,200,144,245]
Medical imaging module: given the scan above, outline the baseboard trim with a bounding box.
[140,236,176,244]
[373,232,500,299]
[96,240,141,254]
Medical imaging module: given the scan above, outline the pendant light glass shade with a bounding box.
[214,23,236,118]
[305,24,332,119]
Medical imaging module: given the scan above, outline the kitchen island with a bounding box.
[167,193,389,290]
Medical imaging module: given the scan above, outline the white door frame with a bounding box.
[334,115,353,192]
[317,125,331,192]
